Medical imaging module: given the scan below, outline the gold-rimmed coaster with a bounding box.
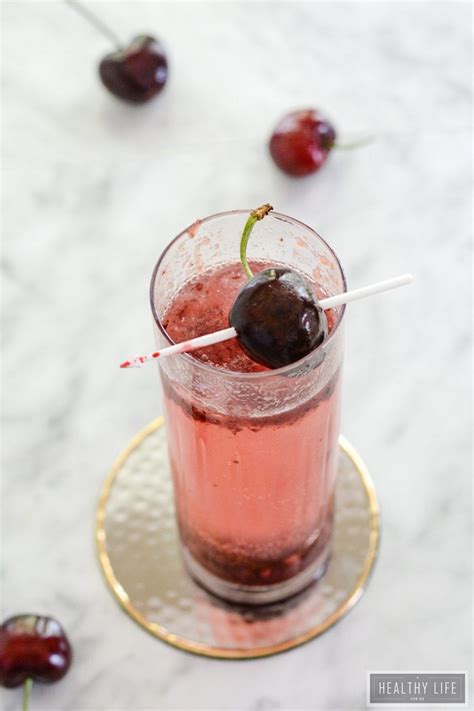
[96,418,379,659]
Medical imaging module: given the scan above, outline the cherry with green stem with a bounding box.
[269,108,372,177]
[64,0,168,103]
[0,615,72,711]
[229,205,328,368]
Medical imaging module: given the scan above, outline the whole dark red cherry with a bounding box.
[229,268,328,368]
[0,614,72,688]
[99,35,168,103]
[269,109,337,177]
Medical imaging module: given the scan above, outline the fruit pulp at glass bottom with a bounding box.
[161,262,341,587]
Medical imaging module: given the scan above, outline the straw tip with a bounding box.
[120,361,131,369]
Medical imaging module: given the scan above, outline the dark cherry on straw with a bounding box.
[269,109,336,176]
[0,615,72,708]
[229,204,328,368]
[230,267,327,368]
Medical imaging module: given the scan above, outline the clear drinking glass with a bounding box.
[150,211,346,605]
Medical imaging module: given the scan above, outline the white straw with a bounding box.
[120,273,413,368]
[319,273,413,309]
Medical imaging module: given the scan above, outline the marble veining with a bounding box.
[1,2,471,710]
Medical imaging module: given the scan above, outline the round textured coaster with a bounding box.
[96,418,379,659]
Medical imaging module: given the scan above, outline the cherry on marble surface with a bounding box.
[0,614,72,689]
[269,109,337,176]
[99,35,168,103]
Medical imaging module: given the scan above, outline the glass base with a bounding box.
[96,418,379,658]
[182,544,331,605]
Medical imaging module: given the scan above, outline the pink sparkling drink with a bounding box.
[150,211,345,604]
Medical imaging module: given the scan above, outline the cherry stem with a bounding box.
[333,136,374,150]
[240,204,273,279]
[64,0,122,50]
[22,678,32,711]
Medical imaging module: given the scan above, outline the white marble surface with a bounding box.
[2,2,472,710]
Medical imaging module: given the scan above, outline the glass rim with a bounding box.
[149,209,347,380]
